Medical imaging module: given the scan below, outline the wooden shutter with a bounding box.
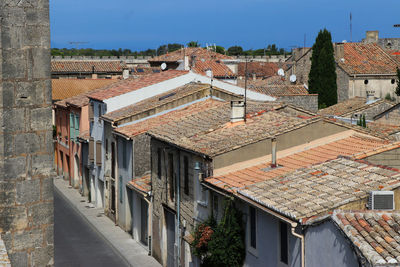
[69,113,75,141]
[75,114,80,140]
[89,103,94,121]
[96,141,102,166]
[89,138,94,162]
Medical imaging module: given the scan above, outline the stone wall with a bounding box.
[285,48,312,85]
[375,105,400,125]
[278,95,318,112]
[0,0,54,266]
[336,67,350,102]
[365,147,400,169]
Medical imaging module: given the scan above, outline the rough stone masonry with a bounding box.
[0,0,54,266]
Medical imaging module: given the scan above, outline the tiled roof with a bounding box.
[192,60,236,77]
[131,66,162,76]
[237,78,310,96]
[52,79,118,101]
[206,133,389,192]
[115,99,224,138]
[148,102,318,157]
[332,210,400,265]
[148,47,232,62]
[52,60,126,73]
[237,62,287,77]
[88,70,188,101]
[318,97,395,117]
[338,43,399,75]
[238,157,400,223]
[367,123,400,138]
[102,83,212,122]
[352,141,400,160]
[78,130,90,141]
[385,49,400,65]
[127,173,151,194]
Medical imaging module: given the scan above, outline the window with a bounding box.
[119,175,123,203]
[280,221,289,264]
[122,141,127,169]
[364,79,369,85]
[184,156,189,195]
[75,114,80,141]
[391,79,396,84]
[157,148,162,179]
[89,103,94,121]
[168,153,174,201]
[89,138,94,163]
[96,141,102,166]
[98,104,102,118]
[70,113,75,141]
[212,194,218,218]
[249,206,257,249]
[105,139,108,156]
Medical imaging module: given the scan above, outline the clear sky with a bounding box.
[50,0,400,51]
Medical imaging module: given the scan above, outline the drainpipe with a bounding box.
[290,223,305,267]
[353,74,356,98]
[176,150,181,267]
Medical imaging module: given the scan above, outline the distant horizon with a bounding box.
[50,0,400,51]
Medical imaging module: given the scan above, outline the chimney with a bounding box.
[271,138,277,168]
[365,31,379,43]
[184,55,189,70]
[334,43,344,61]
[366,90,375,103]
[91,73,98,79]
[191,55,197,68]
[230,100,245,123]
[122,68,129,79]
[252,73,256,81]
[205,69,213,78]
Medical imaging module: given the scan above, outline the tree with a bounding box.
[227,46,243,56]
[395,67,400,96]
[308,29,338,108]
[215,45,225,55]
[187,41,200,47]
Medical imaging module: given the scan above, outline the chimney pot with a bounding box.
[230,100,245,123]
[271,137,277,168]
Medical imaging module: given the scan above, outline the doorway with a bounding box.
[165,209,175,267]
[140,198,148,245]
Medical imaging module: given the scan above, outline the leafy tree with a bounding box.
[395,67,400,96]
[206,198,245,267]
[215,45,225,54]
[187,41,200,47]
[227,46,243,56]
[308,29,338,108]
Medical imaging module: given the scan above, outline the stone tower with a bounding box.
[0,0,54,266]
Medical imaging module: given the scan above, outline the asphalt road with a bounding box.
[54,189,129,267]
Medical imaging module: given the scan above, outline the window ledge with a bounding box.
[247,246,258,258]
[197,200,208,207]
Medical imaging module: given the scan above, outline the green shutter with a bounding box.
[75,114,80,141]
[69,113,75,141]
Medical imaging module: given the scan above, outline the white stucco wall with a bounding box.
[349,77,397,99]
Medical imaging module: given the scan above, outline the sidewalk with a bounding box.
[54,177,161,267]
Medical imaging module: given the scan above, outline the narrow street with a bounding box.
[54,189,130,267]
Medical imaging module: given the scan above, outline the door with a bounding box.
[140,198,148,245]
[165,209,175,267]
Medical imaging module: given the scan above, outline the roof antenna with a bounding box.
[350,12,353,42]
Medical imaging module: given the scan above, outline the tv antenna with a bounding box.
[69,41,89,50]
[350,12,353,42]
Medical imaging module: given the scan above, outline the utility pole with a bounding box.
[244,56,248,122]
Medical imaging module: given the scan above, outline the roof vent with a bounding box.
[368,191,394,210]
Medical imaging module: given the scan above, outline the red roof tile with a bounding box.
[206,134,389,192]
[52,79,118,101]
[192,60,235,77]
[127,173,151,194]
[237,62,287,77]
[149,47,232,62]
[88,70,188,101]
[338,43,399,75]
[52,60,126,73]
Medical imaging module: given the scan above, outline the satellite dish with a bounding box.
[277,68,285,77]
[160,63,167,71]
[290,74,297,83]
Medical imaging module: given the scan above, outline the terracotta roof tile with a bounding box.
[127,173,151,194]
[52,60,126,73]
[207,134,389,192]
[333,210,400,265]
[192,60,235,77]
[52,79,118,101]
[338,43,399,75]
[237,78,310,96]
[319,97,395,117]
[114,98,225,138]
[149,47,232,62]
[148,102,317,157]
[103,83,240,123]
[239,158,400,222]
[87,70,188,101]
[237,62,288,77]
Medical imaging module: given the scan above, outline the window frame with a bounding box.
[184,156,189,195]
[168,153,174,201]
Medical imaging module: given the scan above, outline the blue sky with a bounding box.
[50,0,400,51]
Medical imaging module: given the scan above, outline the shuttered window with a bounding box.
[168,153,174,201]
[89,103,94,121]
[69,113,75,141]
[89,138,94,162]
[96,141,102,166]
[184,156,189,195]
[75,114,80,140]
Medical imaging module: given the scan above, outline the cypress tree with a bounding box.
[308,29,338,108]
